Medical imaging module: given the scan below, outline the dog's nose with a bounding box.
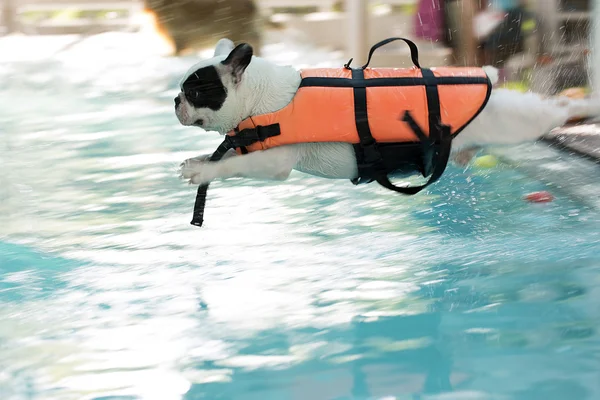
[174,96,181,107]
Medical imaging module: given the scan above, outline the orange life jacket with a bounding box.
[189,37,493,227]
[230,66,491,153]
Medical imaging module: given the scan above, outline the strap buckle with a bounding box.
[362,138,381,164]
[230,123,281,148]
[354,139,388,183]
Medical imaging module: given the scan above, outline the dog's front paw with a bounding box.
[179,159,221,185]
[179,155,211,171]
[179,156,209,180]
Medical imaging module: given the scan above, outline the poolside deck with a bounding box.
[489,126,600,211]
[541,119,600,163]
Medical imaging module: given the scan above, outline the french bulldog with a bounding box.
[176,38,600,186]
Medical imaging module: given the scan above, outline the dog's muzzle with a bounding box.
[174,94,190,125]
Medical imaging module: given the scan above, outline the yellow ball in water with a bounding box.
[473,155,498,168]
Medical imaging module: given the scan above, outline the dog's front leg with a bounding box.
[180,148,238,170]
[180,146,298,185]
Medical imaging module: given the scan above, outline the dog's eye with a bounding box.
[185,90,199,103]
[182,83,227,111]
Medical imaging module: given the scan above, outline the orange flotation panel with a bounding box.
[231,66,491,153]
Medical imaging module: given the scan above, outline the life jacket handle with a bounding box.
[360,37,422,70]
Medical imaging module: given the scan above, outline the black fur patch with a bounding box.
[181,66,227,111]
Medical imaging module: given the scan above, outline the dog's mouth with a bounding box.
[174,102,205,127]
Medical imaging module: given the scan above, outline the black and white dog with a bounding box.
[176,38,600,186]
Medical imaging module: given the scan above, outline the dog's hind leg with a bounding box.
[453,89,600,149]
[561,95,600,122]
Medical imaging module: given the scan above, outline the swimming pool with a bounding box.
[1,33,599,400]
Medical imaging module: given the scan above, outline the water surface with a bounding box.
[1,33,599,400]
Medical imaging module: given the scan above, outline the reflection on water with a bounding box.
[1,33,600,400]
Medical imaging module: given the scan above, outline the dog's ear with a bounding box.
[214,38,235,57]
[221,43,253,84]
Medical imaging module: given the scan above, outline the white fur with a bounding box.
[178,39,600,186]
[214,38,235,57]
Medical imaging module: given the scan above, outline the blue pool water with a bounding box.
[1,34,600,400]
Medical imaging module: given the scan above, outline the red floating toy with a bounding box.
[524,191,554,203]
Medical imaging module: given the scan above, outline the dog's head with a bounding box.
[175,38,253,133]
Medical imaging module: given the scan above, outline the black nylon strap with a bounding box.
[422,69,442,142]
[229,124,281,148]
[361,37,421,69]
[402,111,434,177]
[351,68,374,147]
[374,68,452,195]
[189,123,281,227]
[190,138,234,227]
[299,76,489,88]
[351,68,384,168]
[376,125,452,194]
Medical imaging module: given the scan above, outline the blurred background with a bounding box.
[1,1,600,400]
[0,0,593,93]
